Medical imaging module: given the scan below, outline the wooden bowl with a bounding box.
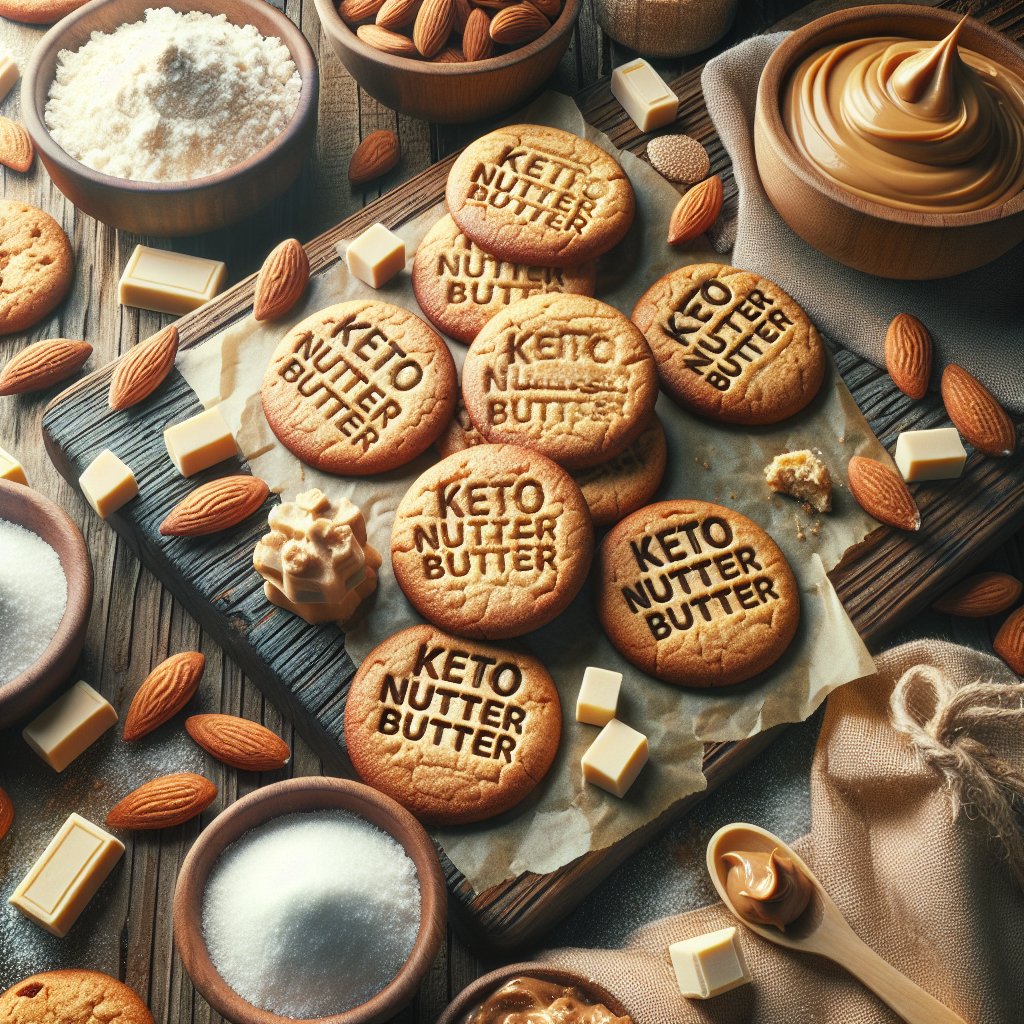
[21,0,319,236]
[754,5,1024,279]
[436,963,631,1024]
[313,0,580,123]
[173,776,447,1024]
[0,478,92,729]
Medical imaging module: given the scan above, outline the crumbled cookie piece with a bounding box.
[765,450,832,513]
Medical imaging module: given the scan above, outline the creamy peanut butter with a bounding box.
[462,976,632,1024]
[722,847,813,931]
[782,19,1024,212]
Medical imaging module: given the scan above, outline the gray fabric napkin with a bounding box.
[701,32,1024,415]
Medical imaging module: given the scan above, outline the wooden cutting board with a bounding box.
[42,0,1024,950]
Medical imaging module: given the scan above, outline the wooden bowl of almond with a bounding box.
[313,0,580,123]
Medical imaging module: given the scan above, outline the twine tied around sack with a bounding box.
[890,664,1024,886]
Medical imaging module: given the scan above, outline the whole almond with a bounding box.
[0,339,92,396]
[376,0,420,29]
[932,572,1022,618]
[941,364,1017,457]
[0,786,12,843]
[123,652,206,741]
[847,455,920,532]
[107,773,216,830]
[348,129,401,185]
[531,0,560,17]
[254,239,309,322]
[357,23,421,57]
[339,0,386,23]
[186,714,291,771]
[667,175,723,246]
[160,475,270,537]
[0,117,33,173]
[489,1,548,44]
[463,7,494,60]
[414,0,455,56]
[433,44,465,62]
[994,607,1024,675]
[884,313,932,400]
[108,326,179,411]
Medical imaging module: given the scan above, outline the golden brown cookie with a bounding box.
[0,970,154,1024]
[412,214,596,344]
[345,624,561,824]
[261,300,457,475]
[0,0,87,23]
[597,499,800,687]
[631,263,825,425]
[0,201,73,337]
[391,443,593,639]
[446,125,635,268]
[461,294,659,470]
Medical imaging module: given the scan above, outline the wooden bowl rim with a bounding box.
[0,478,92,721]
[21,0,319,194]
[172,776,447,1024]
[757,3,1024,227]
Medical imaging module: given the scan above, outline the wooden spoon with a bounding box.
[706,823,967,1024]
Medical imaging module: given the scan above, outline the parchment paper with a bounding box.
[178,92,879,890]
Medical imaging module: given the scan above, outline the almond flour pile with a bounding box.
[44,7,302,183]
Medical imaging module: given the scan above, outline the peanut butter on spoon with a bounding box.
[722,846,814,931]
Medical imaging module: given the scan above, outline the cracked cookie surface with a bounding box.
[0,970,153,1024]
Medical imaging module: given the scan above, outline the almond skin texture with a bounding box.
[0,117,33,173]
[941,364,1017,457]
[489,1,548,44]
[0,339,92,396]
[667,175,723,246]
[994,607,1024,676]
[932,571,1023,617]
[108,326,178,410]
[453,0,471,31]
[376,0,420,29]
[356,23,421,56]
[531,0,560,16]
[160,476,270,537]
[884,313,932,400]
[106,773,216,830]
[847,456,921,532]
[254,239,309,322]
[339,0,386,24]
[123,652,206,741]
[186,714,291,771]
[414,0,454,56]
[0,786,12,843]
[348,129,401,184]
[462,7,494,60]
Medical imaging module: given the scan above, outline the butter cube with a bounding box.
[0,50,19,105]
[0,442,27,485]
[119,244,226,315]
[344,224,406,288]
[79,449,138,518]
[582,718,648,798]
[894,427,967,482]
[163,407,237,477]
[670,927,751,1000]
[576,666,622,726]
[23,681,118,772]
[9,813,124,937]
[610,59,679,132]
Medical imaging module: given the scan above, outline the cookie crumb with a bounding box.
[764,450,832,513]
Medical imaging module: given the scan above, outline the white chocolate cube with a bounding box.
[119,245,226,315]
[79,449,138,518]
[582,718,648,798]
[0,51,19,105]
[23,681,118,772]
[0,442,27,485]
[670,927,751,1000]
[344,224,406,289]
[610,59,679,132]
[894,427,967,482]
[576,666,622,726]
[163,407,237,477]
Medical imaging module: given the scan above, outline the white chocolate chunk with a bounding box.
[670,927,751,1000]
[343,223,406,288]
[119,245,226,315]
[0,442,27,485]
[0,51,19,106]
[163,407,237,477]
[610,59,679,132]
[894,427,967,482]
[576,666,622,726]
[79,449,138,518]
[23,681,118,772]
[582,718,648,797]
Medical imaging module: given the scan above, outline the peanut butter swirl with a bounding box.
[783,20,1024,212]
[463,977,632,1024]
[722,847,813,931]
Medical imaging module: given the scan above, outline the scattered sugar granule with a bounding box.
[202,810,421,1018]
[44,7,301,183]
[0,519,68,685]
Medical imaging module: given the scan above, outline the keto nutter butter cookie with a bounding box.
[0,970,154,1024]
[344,625,561,824]
[391,444,593,639]
[261,300,457,475]
[462,294,658,470]
[446,125,635,267]
[598,500,799,687]
[631,264,825,425]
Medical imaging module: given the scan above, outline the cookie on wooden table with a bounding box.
[0,970,154,1024]
[391,443,593,639]
[261,300,457,475]
[631,263,825,425]
[446,124,635,267]
[345,624,561,824]
[597,499,800,687]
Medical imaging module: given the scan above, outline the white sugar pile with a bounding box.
[44,7,301,183]
[202,810,421,1018]
[0,519,68,685]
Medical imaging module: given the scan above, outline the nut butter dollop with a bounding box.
[722,847,813,931]
[463,976,632,1024]
[782,19,1024,212]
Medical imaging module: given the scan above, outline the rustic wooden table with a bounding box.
[0,0,1020,1020]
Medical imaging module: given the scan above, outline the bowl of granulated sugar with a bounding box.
[173,776,447,1024]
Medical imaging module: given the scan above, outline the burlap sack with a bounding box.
[541,639,1024,1023]
[701,33,1024,415]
